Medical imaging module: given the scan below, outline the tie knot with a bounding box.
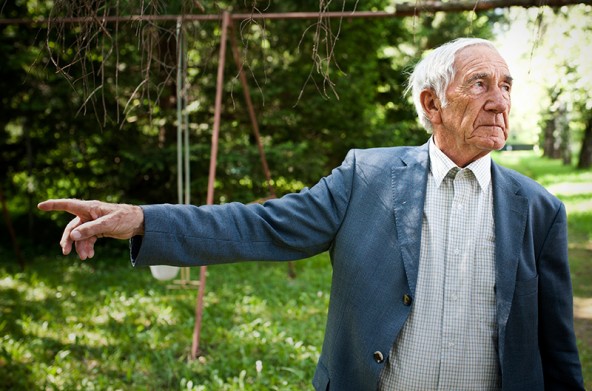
[446,167,476,183]
[446,167,461,179]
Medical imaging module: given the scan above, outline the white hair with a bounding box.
[406,37,497,132]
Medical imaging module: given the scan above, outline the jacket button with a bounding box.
[373,351,384,364]
[402,294,413,306]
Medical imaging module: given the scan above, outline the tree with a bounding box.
[1,1,504,245]
[499,5,592,165]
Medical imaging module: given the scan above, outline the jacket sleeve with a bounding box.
[130,151,356,267]
[538,202,585,390]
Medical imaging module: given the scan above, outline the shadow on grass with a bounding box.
[574,317,592,390]
[0,252,195,389]
[0,358,35,390]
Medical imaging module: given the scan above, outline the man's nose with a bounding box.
[484,87,510,113]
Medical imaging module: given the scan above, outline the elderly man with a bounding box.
[39,37,584,390]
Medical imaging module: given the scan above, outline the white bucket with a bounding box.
[149,265,180,281]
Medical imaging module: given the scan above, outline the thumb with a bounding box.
[70,216,110,240]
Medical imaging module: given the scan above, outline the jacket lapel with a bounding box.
[491,162,529,362]
[391,153,529,318]
[392,144,429,296]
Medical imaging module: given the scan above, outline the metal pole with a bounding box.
[182,23,191,206]
[191,10,231,360]
[4,0,591,25]
[176,17,184,205]
[178,17,192,283]
[228,21,276,198]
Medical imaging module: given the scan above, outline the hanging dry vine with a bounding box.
[33,0,588,124]
[45,0,208,126]
[296,0,360,104]
[40,0,378,123]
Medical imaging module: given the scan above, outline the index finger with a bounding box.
[38,199,92,216]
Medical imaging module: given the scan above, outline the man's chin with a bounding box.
[471,134,507,151]
[493,142,506,151]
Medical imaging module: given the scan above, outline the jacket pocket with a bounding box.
[508,275,539,352]
[514,275,538,297]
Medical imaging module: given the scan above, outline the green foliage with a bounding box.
[1,1,502,212]
[496,5,592,157]
[0,251,331,390]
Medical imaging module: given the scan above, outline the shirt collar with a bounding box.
[428,137,492,190]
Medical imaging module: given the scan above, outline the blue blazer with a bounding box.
[132,143,584,390]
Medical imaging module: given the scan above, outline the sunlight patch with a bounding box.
[574,297,592,319]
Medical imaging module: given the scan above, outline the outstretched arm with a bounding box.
[38,199,144,260]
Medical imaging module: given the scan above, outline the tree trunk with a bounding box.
[542,89,563,159]
[0,186,25,270]
[542,117,558,158]
[556,104,571,165]
[577,115,592,169]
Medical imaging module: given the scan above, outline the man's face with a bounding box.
[430,45,512,166]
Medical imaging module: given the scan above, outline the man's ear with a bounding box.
[420,89,442,125]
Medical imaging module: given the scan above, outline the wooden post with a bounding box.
[228,21,297,278]
[228,21,276,198]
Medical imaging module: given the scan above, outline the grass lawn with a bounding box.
[1,150,590,389]
[0,250,331,390]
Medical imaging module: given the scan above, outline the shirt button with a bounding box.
[402,294,413,306]
[373,351,385,364]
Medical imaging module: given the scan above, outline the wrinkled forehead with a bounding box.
[453,44,512,82]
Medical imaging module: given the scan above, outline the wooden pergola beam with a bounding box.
[1,0,590,25]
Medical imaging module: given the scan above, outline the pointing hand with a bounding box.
[38,199,144,260]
